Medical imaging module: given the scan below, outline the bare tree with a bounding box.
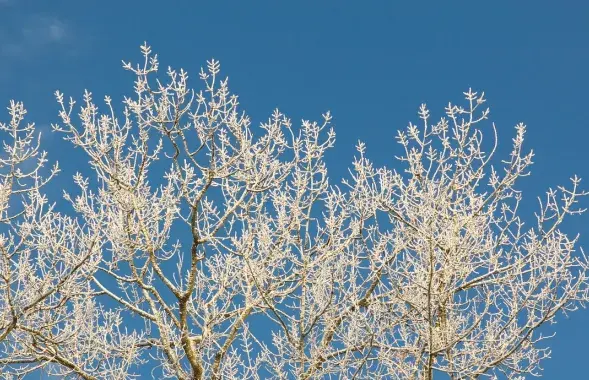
[1,44,587,379]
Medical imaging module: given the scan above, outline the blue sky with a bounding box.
[1,1,588,378]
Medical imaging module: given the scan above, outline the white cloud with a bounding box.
[47,19,67,41]
[0,15,72,59]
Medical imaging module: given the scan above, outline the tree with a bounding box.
[1,44,587,379]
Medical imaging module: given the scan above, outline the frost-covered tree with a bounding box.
[1,44,587,379]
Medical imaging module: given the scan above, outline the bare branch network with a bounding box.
[0,44,587,379]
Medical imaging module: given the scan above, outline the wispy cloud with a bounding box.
[0,14,72,60]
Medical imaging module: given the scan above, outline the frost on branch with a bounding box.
[1,45,588,379]
[0,102,138,379]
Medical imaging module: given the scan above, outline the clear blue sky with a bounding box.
[1,1,588,378]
